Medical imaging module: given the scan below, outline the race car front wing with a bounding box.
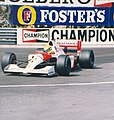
[4,64,56,76]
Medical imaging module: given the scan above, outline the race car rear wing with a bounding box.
[56,39,82,55]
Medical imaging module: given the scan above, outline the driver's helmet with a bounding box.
[44,41,53,54]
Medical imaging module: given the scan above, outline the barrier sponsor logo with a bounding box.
[17,28,114,47]
[17,6,36,25]
[12,6,109,26]
[7,0,94,7]
[40,9,106,23]
[22,29,49,43]
[50,29,114,46]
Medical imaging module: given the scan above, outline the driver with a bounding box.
[44,41,53,54]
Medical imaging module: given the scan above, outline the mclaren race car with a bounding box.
[1,40,94,76]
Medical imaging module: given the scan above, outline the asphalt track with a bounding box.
[0,48,114,120]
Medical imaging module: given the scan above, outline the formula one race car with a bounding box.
[1,40,94,76]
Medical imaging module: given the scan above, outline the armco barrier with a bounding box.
[0,28,17,45]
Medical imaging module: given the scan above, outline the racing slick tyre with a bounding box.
[78,50,94,68]
[56,55,71,76]
[1,52,17,73]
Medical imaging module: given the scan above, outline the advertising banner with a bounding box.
[7,0,94,7]
[0,0,113,7]
[11,6,110,26]
[110,7,114,26]
[17,28,114,47]
[95,0,113,7]
[17,28,49,45]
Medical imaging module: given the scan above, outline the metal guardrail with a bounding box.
[0,28,17,45]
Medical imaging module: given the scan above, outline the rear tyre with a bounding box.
[1,52,17,73]
[78,50,94,68]
[56,55,71,76]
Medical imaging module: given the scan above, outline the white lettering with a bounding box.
[40,9,105,24]
[49,10,58,22]
[77,10,85,23]
[86,10,95,23]
[97,10,105,23]
[59,10,67,23]
[40,10,49,22]
[68,10,76,23]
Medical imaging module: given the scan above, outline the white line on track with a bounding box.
[1,81,114,88]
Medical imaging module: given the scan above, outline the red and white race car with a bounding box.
[1,40,94,76]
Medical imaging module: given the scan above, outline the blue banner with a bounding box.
[11,5,110,26]
[110,7,114,26]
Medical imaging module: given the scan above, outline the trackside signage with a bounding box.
[95,0,114,6]
[11,6,109,26]
[7,0,94,7]
[17,29,49,45]
[110,8,114,26]
[17,28,114,47]
[50,28,114,47]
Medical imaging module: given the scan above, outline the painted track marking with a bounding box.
[1,81,114,88]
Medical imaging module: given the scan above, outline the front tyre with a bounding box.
[56,55,71,76]
[1,52,17,73]
[78,50,94,68]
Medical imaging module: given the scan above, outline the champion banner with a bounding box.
[11,6,110,26]
[17,28,114,47]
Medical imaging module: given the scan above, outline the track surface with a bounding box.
[0,48,114,120]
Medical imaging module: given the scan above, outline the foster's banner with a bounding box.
[110,7,114,26]
[11,5,110,26]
